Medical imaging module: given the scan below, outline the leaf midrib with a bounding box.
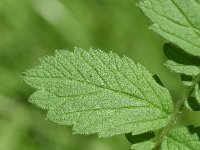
[26,75,166,113]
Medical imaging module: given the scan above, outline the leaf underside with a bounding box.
[22,48,173,137]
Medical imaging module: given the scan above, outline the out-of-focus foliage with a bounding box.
[0,96,131,150]
[0,0,183,149]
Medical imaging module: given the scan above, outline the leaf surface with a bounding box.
[22,48,173,137]
[160,126,200,150]
[139,0,200,57]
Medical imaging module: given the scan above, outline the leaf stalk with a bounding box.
[153,73,200,150]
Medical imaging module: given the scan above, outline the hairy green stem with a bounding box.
[153,73,200,150]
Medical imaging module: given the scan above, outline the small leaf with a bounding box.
[163,43,200,66]
[160,126,200,149]
[131,126,200,150]
[165,60,200,76]
[163,43,200,75]
[139,0,200,57]
[131,141,154,150]
[181,75,193,86]
[22,48,173,137]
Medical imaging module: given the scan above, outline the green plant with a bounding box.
[21,0,200,149]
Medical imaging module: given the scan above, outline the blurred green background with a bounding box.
[0,0,184,149]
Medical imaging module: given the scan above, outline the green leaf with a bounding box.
[181,75,193,86]
[126,132,155,150]
[21,48,173,137]
[131,127,200,150]
[163,43,200,75]
[160,126,200,149]
[131,141,154,150]
[165,60,200,76]
[139,0,200,57]
[163,43,200,66]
